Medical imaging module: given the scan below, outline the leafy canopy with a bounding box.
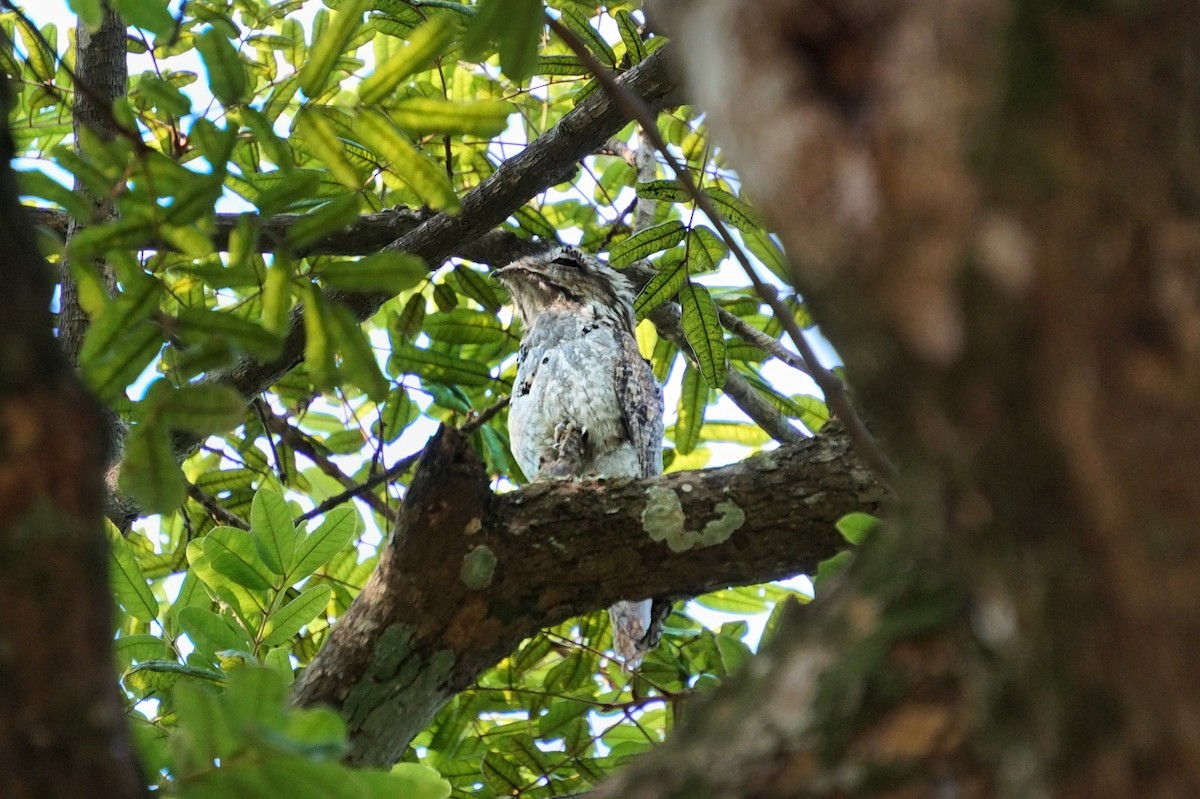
[3,0,840,795]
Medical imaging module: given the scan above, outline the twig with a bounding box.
[252,398,286,480]
[718,308,811,377]
[293,396,511,525]
[187,484,249,530]
[548,18,897,491]
[256,405,398,524]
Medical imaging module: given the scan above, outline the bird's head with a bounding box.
[493,246,636,332]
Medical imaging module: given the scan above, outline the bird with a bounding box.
[494,245,665,664]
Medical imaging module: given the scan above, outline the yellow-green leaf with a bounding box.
[315,251,428,293]
[109,525,159,622]
[195,27,248,106]
[300,0,372,97]
[295,110,364,190]
[703,187,767,233]
[358,14,457,104]
[354,111,458,211]
[261,584,332,646]
[387,98,514,137]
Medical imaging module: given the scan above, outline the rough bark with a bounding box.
[291,426,885,766]
[0,76,146,799]
[622,0,1200,797]
[58,2,127,366]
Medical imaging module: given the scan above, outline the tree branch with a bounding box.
[290,426,885,766]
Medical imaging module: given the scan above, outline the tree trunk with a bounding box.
[620,0,1200,796]
[0,75,147,799]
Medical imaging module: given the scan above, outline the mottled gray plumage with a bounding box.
[495,246,664,662]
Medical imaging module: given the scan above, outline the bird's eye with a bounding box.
[551,256,581,268]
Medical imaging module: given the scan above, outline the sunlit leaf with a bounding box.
[195,27,248,106]
[609,221,686,268]
[359,14,458,104]
[300,0,373,97]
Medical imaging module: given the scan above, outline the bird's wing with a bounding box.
[614,331,664,478]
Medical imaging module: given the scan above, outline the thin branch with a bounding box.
[256,405,398,524]
[293,395,510,525]
[187,484,249,530]
[717,308,811,377]
[547,18,897,491]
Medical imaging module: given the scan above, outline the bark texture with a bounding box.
[624,0,1200,796]
[291,426,885,766]
[0,76,146,799]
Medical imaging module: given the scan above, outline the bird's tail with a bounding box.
[610,599,656,665]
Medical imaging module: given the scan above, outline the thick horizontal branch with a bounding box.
[290,426,886,767]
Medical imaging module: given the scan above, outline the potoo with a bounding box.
[495,246,666,663]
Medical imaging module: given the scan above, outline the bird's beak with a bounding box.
[492,262,541,283]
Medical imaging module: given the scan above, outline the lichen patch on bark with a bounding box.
[641,486,746,552]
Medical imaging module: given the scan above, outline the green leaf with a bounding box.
[119,421,186,514]
[836,512,880,546]
[177,606,252,655]
[290,507,358,581]
[609,221,686,268]
[673,366,706,456]
[615,10,647,64]
[315,251,429,293]
[158,384,246,435]
[111,0,175,37]
[559,5,616,67]
[814,550,854,592]
[68,0,103,29]
[288,193,363,250]
[688,226,727,273]
[633,250,688,320]
[387,98,514,137]
[175,307,283,362]
[261,584,332,646]
[295,111,364,191]
[353,111,459,210]
[195,27,248,106]
[389,344,493,387]
[679,283,727,389]
[251,490,298,577]
[703,187,767,233]
[448,265,504,313]
[300,0,372,97]
[358,14,457,104]
[327,302,389,402]
[108,526,159,622]
[495,0,541,82]
[635,180,690,204]
[203,526,276,591]
[423,309,506,345]
[114,634,170,670]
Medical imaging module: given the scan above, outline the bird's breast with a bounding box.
[509,319,637,479]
